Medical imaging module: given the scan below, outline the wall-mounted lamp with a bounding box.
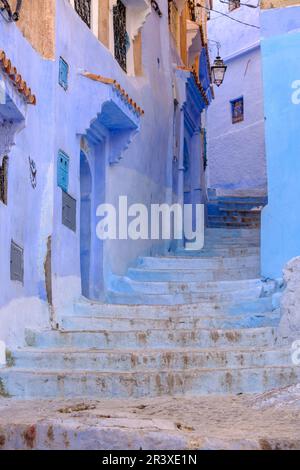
[209,40,227,87]
[211,56,227,87]
[0,0,22,22]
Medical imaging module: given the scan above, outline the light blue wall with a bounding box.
[51,0,175,316]
[0,0,210,343]
[207,0,266,197]
[260,6,300,279]
[0,12,55,345]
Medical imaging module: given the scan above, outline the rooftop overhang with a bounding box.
[0,50,36,106]
[81,72,144,164]
[0,50,35,157]
[176,66,212,111]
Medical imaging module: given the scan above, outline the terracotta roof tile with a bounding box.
[82,72,144,116]
[0,50,36,105]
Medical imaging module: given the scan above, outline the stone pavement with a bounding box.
[0,385,300,450]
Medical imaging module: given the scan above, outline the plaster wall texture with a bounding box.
[206,0,266,197]
[260,6,300,279]
[261,0,300,8]
[278,257,300,343]
[0,0,204,343]
[51,0,175,319]
[14,0,56,59]
[0,12,56,346]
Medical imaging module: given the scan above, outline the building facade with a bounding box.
[0,0,213,347]
[206,0,267,198]
[260,0,300,279]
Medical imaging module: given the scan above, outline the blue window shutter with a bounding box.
[59,57,69,91]
[57,150,69,192]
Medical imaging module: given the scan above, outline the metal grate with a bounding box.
[74,0,91,28]
[10,240,24,284]
[0,156,8,205]
[62,191,77,232]
[113,0,127,72]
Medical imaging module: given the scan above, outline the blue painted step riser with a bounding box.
[10,348,290,372]
[60,312,280,331]
[25,327,277,350]
[1,366,299,399]
[127,268,260,282]
[72,297,275,318]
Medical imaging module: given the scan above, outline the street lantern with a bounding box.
[211,55,227,87]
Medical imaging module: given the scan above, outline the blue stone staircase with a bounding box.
[1,227,299,399]
[207,196,267,228]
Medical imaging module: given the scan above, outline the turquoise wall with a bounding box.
[261,6,300,279]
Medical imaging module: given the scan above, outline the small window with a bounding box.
[229,0,240,11]
[59,57,69,91]
[0,156,8,205]
[231,97,244,124]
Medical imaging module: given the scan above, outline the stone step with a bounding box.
[73,296,275,318]
[209,214,260,221]
[137,255,259,270]
[106,287,268,305]
[1,364,299,398]
[24,327,277,350]
[111,277,264,296]
[204,239,259,249]
[204,228,260,238]
[109,277,265,303]
[208,220,260,229]
[175,246,260,257]
[218,207,261,213]
[10,347,291,372]
[60,311,280,331]
[128,267,260,282]
[106,290,263,305]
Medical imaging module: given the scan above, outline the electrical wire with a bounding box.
[197,2,260,29]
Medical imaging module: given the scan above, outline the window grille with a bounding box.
[0,156,8,205]
[113,0,127,72]
[74,0,91,28]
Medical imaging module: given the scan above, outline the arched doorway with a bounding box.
[80,151,92,298]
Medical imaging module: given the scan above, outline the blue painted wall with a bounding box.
[0,0,210,344]
[0,13,55,345]
[207,0,266,197]
[261,6,300,279]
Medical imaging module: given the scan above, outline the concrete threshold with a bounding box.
[0,387,300,450]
